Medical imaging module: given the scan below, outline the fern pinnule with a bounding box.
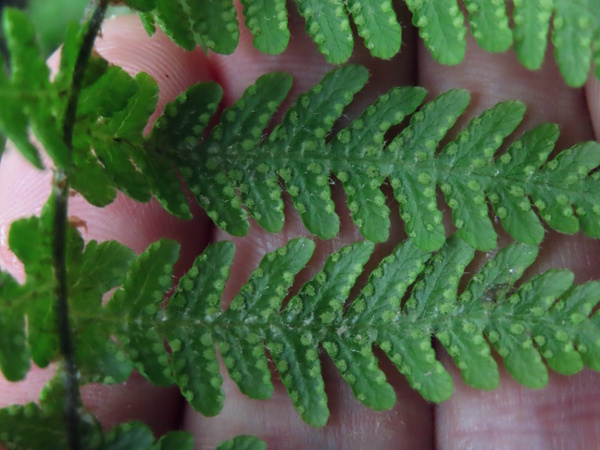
[105,239,180,387]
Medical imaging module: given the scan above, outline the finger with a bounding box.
[585,74,600,141]
[183,4,435,449]
[0,14,213,436]
[417,34,600,448]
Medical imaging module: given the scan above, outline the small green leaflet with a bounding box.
[105,239,180,387]
[127,0,401,62]
[158,65,600,251]
[240,0,289,55]
[0,198,59,377]
[405,0,467,65]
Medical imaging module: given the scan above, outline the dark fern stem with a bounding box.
[55,1,109,448]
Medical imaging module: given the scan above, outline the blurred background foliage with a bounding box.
[0,0,131,153]
[1,0,132,58]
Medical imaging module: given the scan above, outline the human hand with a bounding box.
[1,4,600,448]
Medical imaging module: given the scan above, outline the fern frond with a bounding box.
[167,235,600,425]
[71,62,199,218]
[60,233,599,427]
[6,200,600,427]
[160,65,600,251]
[105,239,180,386]
[0,198,59,375]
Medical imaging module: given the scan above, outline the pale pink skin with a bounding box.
[1,4,600,449]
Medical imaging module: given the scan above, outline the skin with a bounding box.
[1,4,600,449]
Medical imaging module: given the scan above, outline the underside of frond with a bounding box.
[156,65,600,252]
[67,234,600,427]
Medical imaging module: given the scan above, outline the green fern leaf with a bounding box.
[152,235,600,425]
[161,66,600,250]
[5,199,59,369]
[103,425,192,450]
[405,0,466,65]
[512,0,553,70]
[102,423,194,450]
[154,431,194,450]
[240,0,290,55]
[73,63,193,218]
[127,0,401,63]
[215,435,266,450]
[463,0,512,52]
[47,230,600,427]
[268,66,368,239]
[166,241,235,416]
[551,0,598,87]
[277,240,373,426]
[105,239,180,387]
[0,194,138,384]
[346,0,402,59]
[0,272,29,381]
[104,422,193,450]
[123,1,599,85]
[295,0,354,64]
[513,0,600,87]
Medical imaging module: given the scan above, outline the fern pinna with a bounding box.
[2,201,600,429]
[152,64,600,252]
[126,0,600,86]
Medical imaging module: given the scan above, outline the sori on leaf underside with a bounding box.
[3,11,600,256]
[1,5,600,448]
[124,0,600,87]
[1,195,600,430]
